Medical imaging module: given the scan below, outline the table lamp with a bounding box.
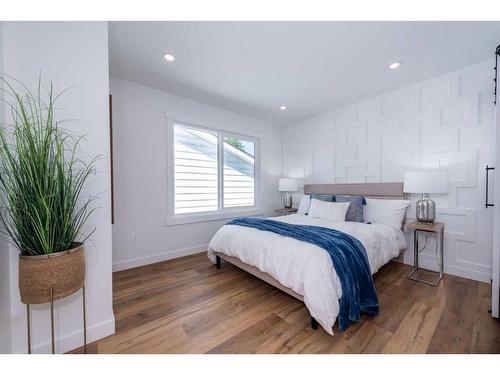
[278,178,298,208]
[404,171,448,223]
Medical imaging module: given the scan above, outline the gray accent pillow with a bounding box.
[334,195,364,222]
[310,194,335,202]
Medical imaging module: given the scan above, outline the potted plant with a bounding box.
[0,77,97,307]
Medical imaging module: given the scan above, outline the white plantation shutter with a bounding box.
[172,121,257,216]
[223,137,255,208]
[173,124,218,214]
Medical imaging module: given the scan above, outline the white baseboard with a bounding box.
[15,315,115,354]
[112,244,208,272]
[403,257,491,284]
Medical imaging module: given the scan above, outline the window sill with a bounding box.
[165,208,264,226]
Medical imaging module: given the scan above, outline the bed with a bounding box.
[207,183,408,334]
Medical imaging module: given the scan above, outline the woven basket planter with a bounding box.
[19,243,85,304]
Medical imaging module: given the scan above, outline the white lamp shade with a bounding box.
[279,178,298,192]
[404,171,448,194]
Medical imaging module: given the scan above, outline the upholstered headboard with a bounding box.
[304,182,407,231]
[303,182,405,200]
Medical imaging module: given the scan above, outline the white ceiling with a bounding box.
[108,21,500,125]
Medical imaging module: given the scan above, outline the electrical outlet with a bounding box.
[131,232,140,243]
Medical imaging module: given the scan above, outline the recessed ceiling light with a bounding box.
[389,62,401,70]
[164,53,175,62]
[280,105,287,111]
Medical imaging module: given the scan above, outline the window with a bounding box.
[169,120,258,220]
[173,125,219,214]
[223,136,255,208]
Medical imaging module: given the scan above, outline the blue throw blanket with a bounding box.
[227,217,379,331]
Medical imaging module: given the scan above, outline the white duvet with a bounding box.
[207,214,407,334]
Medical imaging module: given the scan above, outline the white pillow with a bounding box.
[308,199,350,222]
[297,194,311,214]
[363,198,411,229]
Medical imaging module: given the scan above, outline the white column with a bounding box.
[0,21,114,353]
[0,21,13,354]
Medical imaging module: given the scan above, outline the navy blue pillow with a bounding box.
[310,194,335,202]
[334,195,364,222]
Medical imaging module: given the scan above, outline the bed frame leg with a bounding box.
[311,316,319,330]
[216,255,221,269]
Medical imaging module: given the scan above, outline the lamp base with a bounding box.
[282,192,292,209]
[416,194,436,223]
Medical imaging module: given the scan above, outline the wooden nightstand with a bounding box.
[406,221,444,287]
[275,207,298,216]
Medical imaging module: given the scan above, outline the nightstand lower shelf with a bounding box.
[408,267,443,287]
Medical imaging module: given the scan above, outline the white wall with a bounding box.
[0,21,114,353]
[110,77,283,271]
[283,60,496,283]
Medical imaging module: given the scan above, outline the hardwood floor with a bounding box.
[71,253,500,354]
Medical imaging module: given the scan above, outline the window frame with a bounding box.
[166,116,262,226]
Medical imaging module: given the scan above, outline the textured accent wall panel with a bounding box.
[283,60,495,282]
